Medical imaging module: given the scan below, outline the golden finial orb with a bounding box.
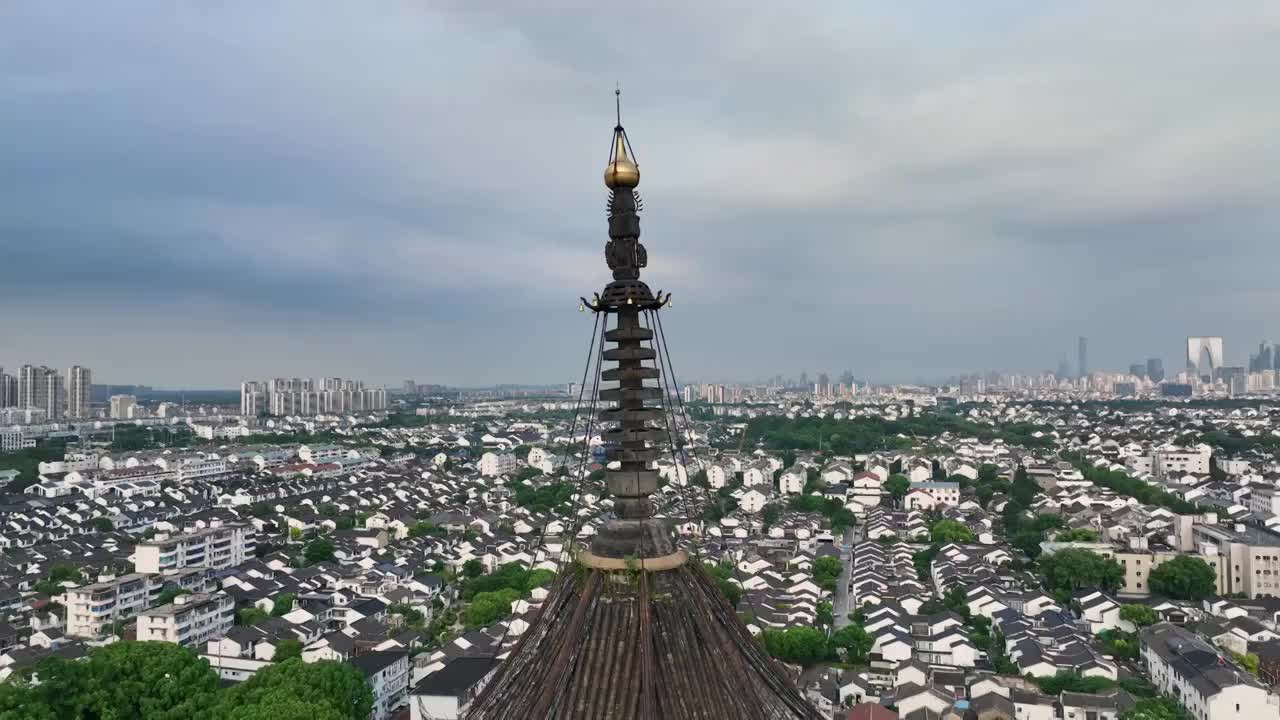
[604,129,640,189]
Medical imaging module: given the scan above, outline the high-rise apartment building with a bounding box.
[44,371,65,420]
[66,365,91,418]
[240,375,386,417]
[17,365,48,412]
[109,394,137,419]
[1077,336,1088,379]
[0,371,14,408]
[1147,358,1165,382]
[15,365,70,419]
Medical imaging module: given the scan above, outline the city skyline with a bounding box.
[3,3,1278,387]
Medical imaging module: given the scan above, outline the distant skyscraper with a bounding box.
[66,365,91,418]
[1077,336,1088,379]
[1147,358,1165,383]
[1056,357,1070,379]
[1186,336,1224,381]
[110,394,137,419]
[1129,363,1146,379]
[17,365,64,419]
[0,372,14,408]
[1250,343,1274,374]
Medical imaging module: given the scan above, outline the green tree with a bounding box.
[762,503,784,528]
[829,624,874,664]
[704,562,743,608]
[813,556,843,592]
[929,519,975,544]
[34,563,82,597]
[1120,697,1192,720]
[0,641,222,719]
[463,559,485,579]
[1055,528,1099,542]
[816,601,834,628]
[465,588,520,628]
[1031,672,1117,695]
[92,517,114,532]
[1120,604,1160,628]
[409,521,446,538]
[1148,556,1217,601]
[220,658,373,720]
[238,608,269,626]
[762,626,828,666]
[155,586,192,606]
[389,603,426,627]
[271,592,296,616]
[885,475,910,506]
[1038,549,1124,598]
[1011,465,1038,506]
[272,639,303,662]
[303,538,335,565]
[1231,651,1259,674]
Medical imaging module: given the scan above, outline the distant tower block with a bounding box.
[1186,336,1224,380]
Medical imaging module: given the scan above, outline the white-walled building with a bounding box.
[134,523,255,574]
[65,573,155,639]
[352,651,410,720]
[65,568,218,639]
[137,592,234,648]
[1140,623,1280,720]
[479,452,519,477]
[409,657,495,720]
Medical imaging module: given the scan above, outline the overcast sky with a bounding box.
[2,2,1278,388]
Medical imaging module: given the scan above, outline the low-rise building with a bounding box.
[352,651,410,720]
[1139,623,1280,720]
[134,523,255,574]
[64,573,155,639]
[137,592,234,648]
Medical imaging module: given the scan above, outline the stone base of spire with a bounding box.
[590,518,676,559]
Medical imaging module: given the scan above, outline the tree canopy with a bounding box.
[812,556,843,592]
[930,519,975,544]
[1038,549,1123,599]
[1120,604,1160,628]
[884,475,910,505]
[0,644,373,720]
[1148,556,1217,601]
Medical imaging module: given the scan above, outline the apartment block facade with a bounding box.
[137,592,235,648]
[134,523,255,574]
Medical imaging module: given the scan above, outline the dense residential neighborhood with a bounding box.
[3,395,1280,719]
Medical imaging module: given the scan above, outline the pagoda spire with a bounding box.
[585,89,675,563]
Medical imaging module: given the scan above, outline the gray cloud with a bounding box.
[1,1,1278,386]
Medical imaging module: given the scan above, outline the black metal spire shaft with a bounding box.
[589,112,675,561]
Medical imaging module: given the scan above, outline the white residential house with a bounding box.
[706,464,731,489]
[907,481,960,508]
[352,651,410,720]
[778,467,805,495]
[1139,623,1279,720]
[743,462,771,488]
[408,657,495,720]
[739,488,770,514]
[850,472,883,509]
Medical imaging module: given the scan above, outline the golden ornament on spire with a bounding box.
[604,87,640,189]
